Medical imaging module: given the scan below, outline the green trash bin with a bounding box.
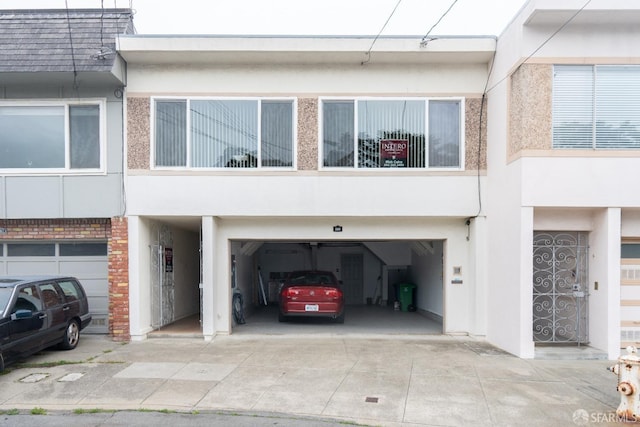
[398,283,416,312]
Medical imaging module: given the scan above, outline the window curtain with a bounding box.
[261,101,293,167]
[428,100,460,167]
[191,100,257,168]
[323,101,354,167]
[155,100,187,167]
[552,65,594,149]
[69,105,100,169]
[595,66,640,149]
[358,100,424,168]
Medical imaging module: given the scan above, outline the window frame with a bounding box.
[0,99,107,175]
[151,96,298,171]
[552,64,640,150]
[318,96,465,171]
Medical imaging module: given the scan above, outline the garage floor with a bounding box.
[234,305,443,336]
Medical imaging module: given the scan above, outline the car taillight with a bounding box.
[281,288,299,299]
[325,289,342,299]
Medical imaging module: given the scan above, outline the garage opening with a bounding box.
[230,240,444,335]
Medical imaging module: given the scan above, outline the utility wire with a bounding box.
[421,0,459,46]
[361,0,403,65]
[64,0,79,95]
[486,0,593,94]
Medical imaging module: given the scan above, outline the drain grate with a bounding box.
[365,397,379,403]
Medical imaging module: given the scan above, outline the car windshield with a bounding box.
[0,288,14,313]
[289,273,335,285]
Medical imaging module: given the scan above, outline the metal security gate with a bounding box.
[533,232,589,344]
[150,225,174,329]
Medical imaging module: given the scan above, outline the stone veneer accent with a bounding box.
[108,217,130,341]
[125,96,483,172]
[465,97,487,171]
[127,97,150,170]
[297,98,318,170]
[509,64,553,157]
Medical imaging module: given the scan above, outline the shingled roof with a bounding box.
[0,9,135,73]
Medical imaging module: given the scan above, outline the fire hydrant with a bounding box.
[609,346,640,421]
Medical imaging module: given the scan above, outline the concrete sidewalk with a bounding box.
[0,334,621,426]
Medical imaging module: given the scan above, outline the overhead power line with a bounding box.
[361,0,403,65]
[420,0,459,46]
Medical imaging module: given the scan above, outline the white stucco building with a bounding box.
[113,0,640,359]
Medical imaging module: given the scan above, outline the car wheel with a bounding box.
[335,313,345,324]
[278,312,287,322]
[60,319,80,350]
[0,352,4,372]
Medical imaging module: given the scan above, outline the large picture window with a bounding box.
[154,98,294,169]
[0,102,102,170]
[553,65,640,149]
[322,98,462,169]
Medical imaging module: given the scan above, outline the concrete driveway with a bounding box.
[0,334,621,426]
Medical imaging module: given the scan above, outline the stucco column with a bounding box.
[519,206,535,359]
[468,215,487,336]
[214,224,231,334]
[201,216,216,340]
[128,215,153,340]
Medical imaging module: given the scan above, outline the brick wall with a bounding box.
[108,217,130,341]
[0,218,110,239]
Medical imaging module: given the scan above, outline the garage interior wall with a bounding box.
[411,240,444,321]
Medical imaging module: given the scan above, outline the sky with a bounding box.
[3,0,529,37]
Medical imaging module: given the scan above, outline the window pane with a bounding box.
[191,100,258,168]
[429,100,460,168]
[358,100,424,168]
[261,101,293,167]
[60,242,107,256]
[0,106,65,168]
[155,100,187,167]
[323,101,354,167]
[7,243,55,256]
[553,65,594,149]
[622,244,640,259]
[70,105,100,168]
[58,280,81,300]
[595,66,640,149]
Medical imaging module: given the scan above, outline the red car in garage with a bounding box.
[278,270,345,323]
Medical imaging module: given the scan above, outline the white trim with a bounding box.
[0,99,107,176]
[318,96,466,172]
[150,96,297,171]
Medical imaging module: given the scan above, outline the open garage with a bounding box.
[229,240,445,335]
[129,215,485,340]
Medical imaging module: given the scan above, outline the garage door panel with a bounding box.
[59,260,108,277]
[7,261,58,275]
[78,278,108,295]
[1,243,108,334]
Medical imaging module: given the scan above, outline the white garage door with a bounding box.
[0,241,108,334]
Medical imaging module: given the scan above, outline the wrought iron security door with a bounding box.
[533,232,589,344]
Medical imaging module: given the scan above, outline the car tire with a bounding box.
[335,313,345,324]
[60,319,80,350]
[0,352,4,372]
[278,312,287,322]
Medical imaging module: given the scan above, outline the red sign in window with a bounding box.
[380,139,408,168]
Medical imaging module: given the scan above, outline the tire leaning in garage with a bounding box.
[59,319,80,350]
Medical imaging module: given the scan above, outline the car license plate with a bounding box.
[305,304,319,312]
